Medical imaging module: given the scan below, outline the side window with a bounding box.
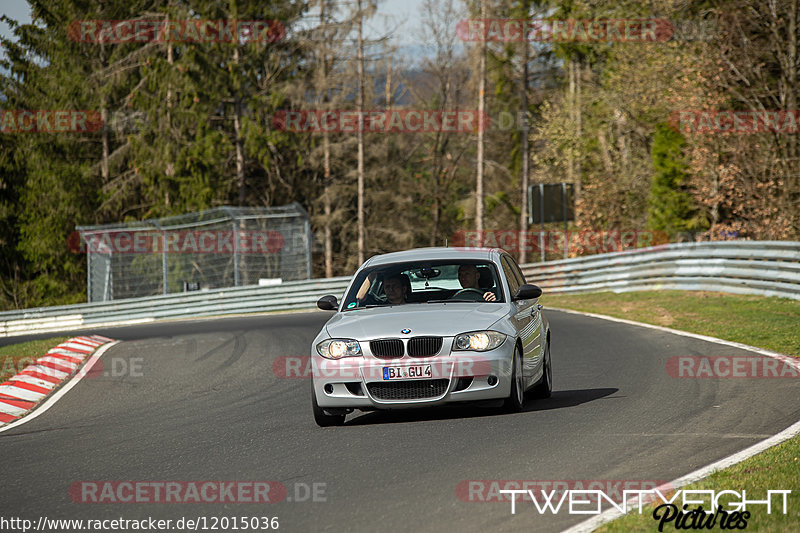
[500,256,520,298]
[507,255,527,285]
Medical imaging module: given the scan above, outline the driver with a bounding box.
[383,273,409,305]
[453,264,497,302]
[356,272,408,305]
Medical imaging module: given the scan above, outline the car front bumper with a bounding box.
[312,340,515,410]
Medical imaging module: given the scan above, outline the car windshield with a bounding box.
[341,260,504,310]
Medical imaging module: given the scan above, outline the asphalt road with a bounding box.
[1,310,799,532]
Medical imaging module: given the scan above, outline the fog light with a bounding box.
[324,384,334,394]
[487,375,498,386]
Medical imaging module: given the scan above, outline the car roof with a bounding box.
[362,247,504,268]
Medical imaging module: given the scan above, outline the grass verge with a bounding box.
[540,291,800,532]
[0,336,71,383]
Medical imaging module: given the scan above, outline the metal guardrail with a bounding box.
[1,240,798,337]
[0,277,352,337]
[520,241,800,301]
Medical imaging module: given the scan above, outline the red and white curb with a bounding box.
[0,335,116,427]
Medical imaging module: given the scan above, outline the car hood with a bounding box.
[325,303,508,340]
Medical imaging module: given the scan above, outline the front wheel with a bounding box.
[312,389,345,427]
[530,340,552,399]
[503,345,525,412]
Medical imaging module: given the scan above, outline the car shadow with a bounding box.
[344,387,619,426]
[521,387,621,412]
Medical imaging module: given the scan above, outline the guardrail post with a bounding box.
[222,207,240,287]
[152,221,168,295]
[305,218,313,279]
[562,182,568,259]
[539,184,545,263]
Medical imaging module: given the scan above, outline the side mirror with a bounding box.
[513,284,542,301]
[317,295,339,311]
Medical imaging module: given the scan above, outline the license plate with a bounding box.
[382,364,432,380]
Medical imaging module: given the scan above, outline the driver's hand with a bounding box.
[483,292,496,302]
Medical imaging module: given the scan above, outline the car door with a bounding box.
[500,255,535,377]
[503,254,543,385]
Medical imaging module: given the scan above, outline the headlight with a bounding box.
[453,331,506,352]
[316,339,362,359]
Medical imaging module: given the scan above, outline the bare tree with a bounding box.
[475,0,487,233]
[356,0,366,264]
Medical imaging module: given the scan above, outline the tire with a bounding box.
[530,340,552,399]
[312,388,345,427]
[503,345,525,412]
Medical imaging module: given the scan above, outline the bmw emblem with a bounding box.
[401,328,412,334]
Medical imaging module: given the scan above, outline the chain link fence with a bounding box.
[76,204,312,302]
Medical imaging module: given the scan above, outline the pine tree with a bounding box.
[647,123,707,238]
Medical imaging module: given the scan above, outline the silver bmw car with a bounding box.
[311,247,551,426]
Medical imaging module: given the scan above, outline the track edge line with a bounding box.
[550,307,800,533]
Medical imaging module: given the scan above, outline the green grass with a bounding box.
[542,290,800,357]
[0,336,71,383]
[593,437,800,532]
[540,291,800,532]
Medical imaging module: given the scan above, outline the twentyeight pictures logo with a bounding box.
[0,111,103,133]
[68,20,286,44]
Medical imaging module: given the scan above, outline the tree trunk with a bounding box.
[234,47,245,206]
[100,44,109,186]
[356,0,365,263]
[320,0,333,278]
[475,0,486,233]
[519,0,530,263]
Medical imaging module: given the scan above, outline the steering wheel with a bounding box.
[451,288,486,301]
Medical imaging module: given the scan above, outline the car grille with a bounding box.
[370,339,404,358]
[407,336,443,357]
[367,379,449,400]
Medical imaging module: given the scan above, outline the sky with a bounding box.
[0,0,32,46]
[0,0,432,56]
